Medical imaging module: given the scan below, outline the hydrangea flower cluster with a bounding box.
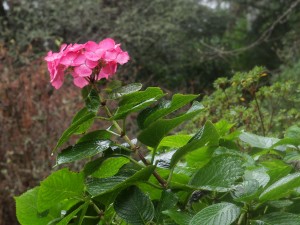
[45,38,130,89]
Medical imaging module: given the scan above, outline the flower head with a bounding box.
[45,38,130,89]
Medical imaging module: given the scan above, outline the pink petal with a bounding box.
[74,64,92,77]
[50,67,65,89]
[104,50,118,61]
[60,52,79,66]
[85,41,99,51]
[84,51,102,61]
[98,62,117,79]
[73,54,86,66]
[99,38,115,50]
[116,52,130,64]
[73,76,89,88]
[85,59,98,69]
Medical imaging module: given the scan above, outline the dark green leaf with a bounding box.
[56,202,89,225]
[259,172,300,201]
[107,83,143,99]
[86,165,156,197]
[285,125,300,139]
[112,87,165,120]
[170,121,219,168]
[84,88,100,113]
[189,202,240,225]
[37,168,84,211]
[155,190,178,223]
[56,140,112,165]
[138,101,204,148]
[189,156,244,192]
[114,186,155,225]
[137,94,199,128]
[77,130,111,143]
[53,109,95,152]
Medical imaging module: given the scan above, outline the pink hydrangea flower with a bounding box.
[45,38,130,89]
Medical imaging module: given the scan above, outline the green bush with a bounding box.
[186,66,300,137]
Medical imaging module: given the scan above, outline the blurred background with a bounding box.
[1,0,300,224]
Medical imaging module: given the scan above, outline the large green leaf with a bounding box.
[138,101,204,148]
[37,168,84,211]
[189,155,244,192]
[92,156,130,178]
[107,83,143,99]
[56,140,112,165]
[231,180,260,202]
[259,172,300,201]
[112,87,165,120]
[239,132,280,149]
[244,167,270,188]
[162,210,192,225]
[86,165,156,197]
[155,190,178,223]
[189,202,240,225]
[260,160,292,184]
[252,212,300,225]
[77,130,111,143]
[170,121,219,168]
[53,109,95,152]
[56,202,89,225]
[71,107,95,135]
[84,88,100,113]
[137,94,198,128]
[114,186,155,225]
[157,134,192,150]
[15,187,61,225]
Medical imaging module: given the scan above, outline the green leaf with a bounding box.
[15,187,61,225]
[163,210,192,225]
[107,83,143,99]
[56,140,112,165]
[189,156,244,192]
[77,130,111,143]
[92,157,130,178]
[285,125,300,139]
[138,101,204,148]
[37,168,84,211]
[112,87,165,120]
[189,202,240,225]
[56,202,89,225]
[259,172,300,201]
[239,132,280,149]
[244,168,270,187]
[214,119,235,137]
[231,180,260,202]
[157,134,192,149]
[267,200,294,208]
[114,186,155,225]
[155,190,178,222]
[252,212,300,225]
[170,121,219,168]
[53,109,95,152]
[86,165,156,197]
[260,160,292,184]
[84,88,100,113]
[138,94,199,128]
[71,107,95,135]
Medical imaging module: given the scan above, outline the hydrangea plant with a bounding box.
[15,39,300,225]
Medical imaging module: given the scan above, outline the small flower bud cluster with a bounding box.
[45,38,130,89]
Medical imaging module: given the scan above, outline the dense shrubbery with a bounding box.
[185,67,300,137]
